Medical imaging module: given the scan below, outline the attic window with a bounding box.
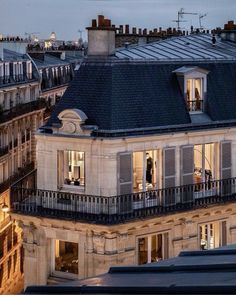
[173,66,209,114]
[186,78,203,112]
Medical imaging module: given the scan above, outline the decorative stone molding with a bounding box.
[57,108,88,135]
[117,233,128,253]
[86,230,94,254]
[93,234,105,254]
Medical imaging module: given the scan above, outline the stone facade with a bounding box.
[12,201,236,287]
[9,123,236,289]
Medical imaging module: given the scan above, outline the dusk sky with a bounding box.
[1,0,236,41]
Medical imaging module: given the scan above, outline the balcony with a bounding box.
[0,162,34,195]
[10,176,236,225]
[187,99,203,112]
[0,99,47,124]
[0,146,8,157]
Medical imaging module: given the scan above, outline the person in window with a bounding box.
[195,87,201,111]
[146,153,153,185]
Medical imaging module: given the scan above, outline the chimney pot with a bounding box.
[119,25,123,34]
[132,27,137,34]
[125,25,130,34]
[92,19,97,28]
[98,15,105,27]
[139,28,142,35]
[143,28,147,35]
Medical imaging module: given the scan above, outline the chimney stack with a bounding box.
[125,25,130,34]
[87,15,116,56]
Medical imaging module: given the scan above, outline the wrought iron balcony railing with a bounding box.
[187,99,203,112]
[10,176,236,225]
[0,98,48,124]
[0,146,8,157]
[0,162,34,195]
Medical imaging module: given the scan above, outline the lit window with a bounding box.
[200,221,227,250]
[194,143,215,184]
[187,78,203,112]
[55,240,78,274]
[61,151,85,188]
[133,150,159,192]
[138,232,169,265]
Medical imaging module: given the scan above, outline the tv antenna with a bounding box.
[176,8,198,31]
[199,13,207,31]
[78,30,84,39]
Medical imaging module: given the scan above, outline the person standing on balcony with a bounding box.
[146,153,153,185]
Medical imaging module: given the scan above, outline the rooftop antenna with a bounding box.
[172,19,187,30]
[176,8,198,31]
[199,13,207,31]
[78,29,84,39]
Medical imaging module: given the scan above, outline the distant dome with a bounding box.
[50,32,56,41]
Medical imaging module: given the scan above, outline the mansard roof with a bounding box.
[45,34,236,137]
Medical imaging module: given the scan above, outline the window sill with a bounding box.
[189,111,203,114]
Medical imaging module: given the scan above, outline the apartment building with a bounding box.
[10,18,236,288]
[0,39,75,294]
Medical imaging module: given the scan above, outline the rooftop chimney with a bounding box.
[87,15,116,56]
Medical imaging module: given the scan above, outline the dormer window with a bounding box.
[173,66,209,114]
[186,78,203,112]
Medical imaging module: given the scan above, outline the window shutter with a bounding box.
[220,141,232,179]
[57,151,64,188]
[117,152,132,195]
[163,148,176,205]
[220,141,232,196]
[221,221,227,246]
[180,145,194,202]
[163,233,169,259]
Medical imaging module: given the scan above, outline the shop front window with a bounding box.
[62,151,85,188]
[133,150,159,192]
[138,232,169,265]
[55,240,78,274]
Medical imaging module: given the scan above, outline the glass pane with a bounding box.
[194,145,203,183]
[133,152,144,192]
[200,224,207,250]
[138,237,148,265]
[194,78,202,99]
[146,150,157,189]
[151,235,157,262]
[64,151,85,187]
[187,79,193,101]
[55,240,78,274]
[205,144,214,181]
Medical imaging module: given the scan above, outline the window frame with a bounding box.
[136,231,169,265]
[57,150,86,193]
[184,72,206,114]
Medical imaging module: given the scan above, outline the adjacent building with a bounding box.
[0,38,76,294]
[10,17,236,289]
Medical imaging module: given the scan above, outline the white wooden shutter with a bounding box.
[220,141,232,179]
[180,145,194,203]
[117,152,132,195]
[163,147,176,205]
